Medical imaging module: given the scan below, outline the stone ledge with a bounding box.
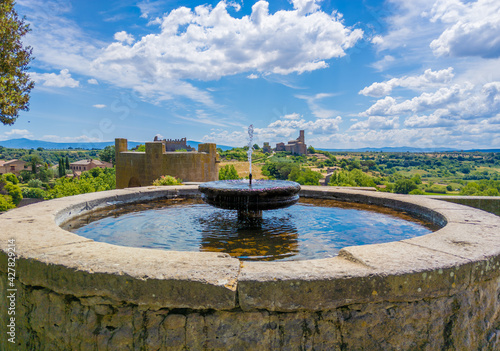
[0,186,499,313]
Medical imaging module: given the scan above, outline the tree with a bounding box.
[58,158,65,178]
[65,155,70,169]
[219,164,240,180]
[394,179,418,194]
[0,0,34,125]
[99,145,115,165]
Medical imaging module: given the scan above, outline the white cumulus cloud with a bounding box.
[359,68,454,97]
[429,0,500,58]
[93,1,363,82]
[30,69,79,88]
[113,31,135,45]
[0,129,33,140]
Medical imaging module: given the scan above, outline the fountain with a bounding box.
[199,124,301,219]
[2,125,499,349]
[2,174,499,350]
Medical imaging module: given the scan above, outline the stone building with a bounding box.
[262,142,272,153]
[115,138,219,188]
[274,130,307,155]
[0,159,31,176]
[154,136,195,152]
[70,159,113,173]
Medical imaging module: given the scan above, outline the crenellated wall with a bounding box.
[115,138,219,188]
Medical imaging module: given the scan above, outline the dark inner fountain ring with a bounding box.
[198,180,301,214]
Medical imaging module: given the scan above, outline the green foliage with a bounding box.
[46,167,116,199]
[99,145,115,164]
[18,169,33,182]
[425,184,447,194]
[133,144,146,152]
[459,180,500,196]
[328,169,377,187]
[219,148,249,162]
[27,178,42,188]
[219,164,240,180]
[1,179,22,205]
[3,172,18,184]
[152,175,182,186]
[393,179,418,194]
[409,189,425,195]
[411,174,422,185]
[0,0,35,125]
[22,187,45,199]
[262,162,300,180]
[288,168,322,185]
[58,158,65,177]
[0,194,15,211]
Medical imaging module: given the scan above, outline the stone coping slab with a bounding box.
[1,185,499,312]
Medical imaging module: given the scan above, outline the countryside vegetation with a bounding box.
[1,143,499,212]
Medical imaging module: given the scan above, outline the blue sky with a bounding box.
[1,0,500,149]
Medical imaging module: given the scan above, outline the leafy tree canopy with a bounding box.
[0,0,34,125]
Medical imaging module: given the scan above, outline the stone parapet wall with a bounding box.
[115,139,218,188]
[0,187,499,350]
[430,195,500,216]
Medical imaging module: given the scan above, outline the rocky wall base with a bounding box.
[2,271,499,351]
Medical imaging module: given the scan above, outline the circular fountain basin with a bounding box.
[63,197,439,261]
[1,185,499,350]
[199,179,301,212]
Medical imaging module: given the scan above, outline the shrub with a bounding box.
[2,182,22,205]
[219,165,240,180]
[393,179,418,194]
[409,189,425,195]
[46,168,116,199]
[329,169,377,187]
[425,184,447,194]
[152,175,182,186]
[288,168,322,185]
[27,179,43,188]
[0,195,15,212]
[3,173,19,184]
[22,187,46,199]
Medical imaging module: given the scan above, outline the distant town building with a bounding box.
[154,136,195,152]
[274,130,307,155]
[0,159,31,176]
[262,142,272,153]
[70,159,113,174]
[275,142,286,152]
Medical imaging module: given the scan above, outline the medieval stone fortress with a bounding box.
[115,137,219,188]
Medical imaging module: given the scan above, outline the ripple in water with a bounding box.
[64,198,440,261]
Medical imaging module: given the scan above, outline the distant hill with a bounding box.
[0,138,234,151]
[318,146,500,153]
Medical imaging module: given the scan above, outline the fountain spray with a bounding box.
[247,124,254,185]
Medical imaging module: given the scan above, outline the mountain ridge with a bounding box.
[0,138,233,151]
[0,138,498,153]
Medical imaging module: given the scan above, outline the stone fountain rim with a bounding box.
[0,185,499,312]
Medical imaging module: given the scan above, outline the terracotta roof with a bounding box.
[70,159,93,165]
[2,159,26,165]
[70,159,113,167]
